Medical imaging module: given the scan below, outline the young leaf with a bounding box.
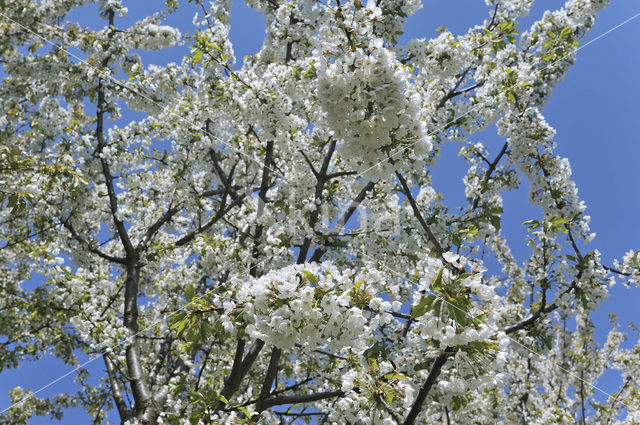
[412,294,437,318]
[299,270,318,286]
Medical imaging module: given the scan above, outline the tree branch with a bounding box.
[256,346,282,411]
[437,66,473,109]
[249,138,274,276]
[60,217,126,264]
[504,303,557,334]
[402,349,452,425]
[298,138,337,263]
[395,171,445,257]
[137,204,180,252]
[175,193,246,247]
[310,181,375,262]
[257,390,344,410]
[103,353,133,421]
[219,339,266,403]
[472,140,509,210]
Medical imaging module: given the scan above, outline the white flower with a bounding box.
[443,252,467,268]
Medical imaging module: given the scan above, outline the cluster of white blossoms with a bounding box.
[35,96,68,138]
[334,369,416,425]
[407,31,472,80]
[317,39,432,179]
[414,253,502,346]
[485,0,534,18]
[233,262,397,351]
[615,249,640,287]
[140,23,181,50]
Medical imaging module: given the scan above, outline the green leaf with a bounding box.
[363,341,386,360]
[412,294,437,318]
[185,319,199,342]
[192,49,203,63]
[169,311,186,329]
[213,392,228,405]
[432,266,445,292]
[189,390,204,402]
[383,372,407,381]
[165,0,179,11]
[447,297,470,325]
[185,284,195,302]
[299,270,318,286]
[489,215,501,231]
[353,280,363,293]
[200,321,213,341]
[239,406,251,419]
[172,314,189,337]
[551,217,568,225]
[454,273,472,284]
[8,194,26,215]
[461,224,478,236]
[541,334,552,350]
[432,299,443,317]
[7,194,18,208]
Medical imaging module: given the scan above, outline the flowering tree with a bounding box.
[1,0,639,424]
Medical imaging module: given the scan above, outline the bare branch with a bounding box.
[310,181,375,263]
[103,353,133,421]
[219,339,266,403]
[256,346,282,411]
[137,204,180,252]
[402,350,452,425]
[472,141,509,210]
[257,390,345,410]
[395,171,445,257]
[60,217,126,264]
[175,193,246,247]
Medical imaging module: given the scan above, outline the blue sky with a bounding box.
[1,0,639,423]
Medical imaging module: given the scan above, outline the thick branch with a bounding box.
[94,10,155,424]
[298,139,337,263]
[219,339,266,403]
[103,354,132,422]
[148,337,173,389]
[96,81,134,256]
[218,339,246,405]
[402,350,452,425]
[123,261,154,422]
[256,346,282,411]
[218,136,275,406]
[250,138,274,276]
[257,390,344,410]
